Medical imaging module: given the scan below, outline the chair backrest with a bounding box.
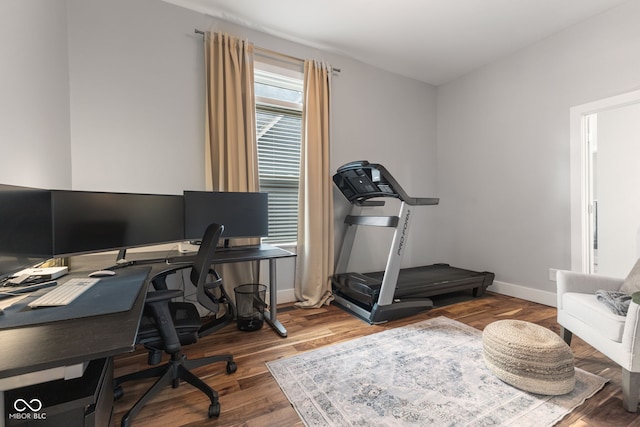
[190,223,224,313]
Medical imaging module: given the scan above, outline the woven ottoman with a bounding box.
[482,319,575,395]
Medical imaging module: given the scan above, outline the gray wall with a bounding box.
[0,0,438,302]
[436,0,640,304]
[67,0,207,195]
[0,0,71,189]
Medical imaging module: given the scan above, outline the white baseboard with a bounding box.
[487,280,557,308]
[266,288,298,306]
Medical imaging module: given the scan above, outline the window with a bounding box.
[255,66,303,244]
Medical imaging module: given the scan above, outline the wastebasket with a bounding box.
[234,284,267,331]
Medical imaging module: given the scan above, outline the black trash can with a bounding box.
[234,284,267,331]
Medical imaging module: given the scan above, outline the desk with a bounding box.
[0,243,293,380]
[0,244,294,425]
[0,265,151,426]
[133,243,296,338]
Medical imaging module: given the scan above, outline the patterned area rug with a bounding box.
[267,316,607,426]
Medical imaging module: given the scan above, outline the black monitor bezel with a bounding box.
[0,184,186,259]
[183,190,269,241]
[50,189,185,257]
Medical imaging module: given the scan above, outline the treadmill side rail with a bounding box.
[331,292,433,325]
[370,299,433,324]
[345,215,399,227]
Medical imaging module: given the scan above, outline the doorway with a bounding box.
[570,89,640,275]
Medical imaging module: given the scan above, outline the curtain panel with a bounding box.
[204,32,258,193]
[294,60,334,308]
[203,32,259,289]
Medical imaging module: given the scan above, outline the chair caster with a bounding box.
[208,402,221,418]
[226,361,237,374]
[114,385,124,401]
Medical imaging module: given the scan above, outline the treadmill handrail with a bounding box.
[369,164,439,206]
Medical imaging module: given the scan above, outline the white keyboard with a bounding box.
[28,277,101,308]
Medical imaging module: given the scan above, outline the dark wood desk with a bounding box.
[0,264,152,426]
[0,243,294,380]
[0,269,150,381]
[0,244,294,425]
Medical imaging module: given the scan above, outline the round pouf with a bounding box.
[482,319,575,395]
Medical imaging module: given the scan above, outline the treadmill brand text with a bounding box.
[397,209,411,256]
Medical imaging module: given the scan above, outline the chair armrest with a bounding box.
[151,265,190,290]
[143,289,184,354]
[144,289,183,303]
[623,300,640,365]
[624,300,640,337]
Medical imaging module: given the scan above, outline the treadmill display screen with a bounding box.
[348,173,377,194]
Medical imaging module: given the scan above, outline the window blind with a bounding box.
[256,106,302,244]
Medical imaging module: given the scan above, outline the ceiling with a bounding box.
[163,0,630,85]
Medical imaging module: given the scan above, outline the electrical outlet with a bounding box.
[549,268,558,282]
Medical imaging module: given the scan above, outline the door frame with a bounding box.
[570,89,640,273]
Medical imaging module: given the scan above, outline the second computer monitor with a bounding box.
[52,190,185,256]
[183,191,268,241]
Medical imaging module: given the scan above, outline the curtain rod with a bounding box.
[194,29,340,73]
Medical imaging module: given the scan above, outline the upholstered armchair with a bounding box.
[556,266,640,411]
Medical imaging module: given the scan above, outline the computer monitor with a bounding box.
[50,190,185,256]
[183,191,268,241]
[0,184,53,258]
[0,184,185,259]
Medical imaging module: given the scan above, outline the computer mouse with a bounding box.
[88,270,117,278]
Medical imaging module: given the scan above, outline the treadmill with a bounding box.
[331,160,495,324]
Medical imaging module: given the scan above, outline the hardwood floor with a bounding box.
[112,292,640,426]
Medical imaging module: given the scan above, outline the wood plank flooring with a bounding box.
[112,292,640,426]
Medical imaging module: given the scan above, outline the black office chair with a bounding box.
[114,223,237,427]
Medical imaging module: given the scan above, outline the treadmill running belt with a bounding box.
[333,264,494,309]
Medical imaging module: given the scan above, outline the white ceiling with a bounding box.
[163,0,630,85]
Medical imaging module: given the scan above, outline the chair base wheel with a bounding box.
[114,385,124,401]
[209,402,221,418]
[226,361,237,374]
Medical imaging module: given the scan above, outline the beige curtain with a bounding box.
[294,60,334,308]
[204,32,259,288]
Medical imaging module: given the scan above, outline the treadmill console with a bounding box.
[333,161,398,204]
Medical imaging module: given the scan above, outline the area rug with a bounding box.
[267,316,607,426]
